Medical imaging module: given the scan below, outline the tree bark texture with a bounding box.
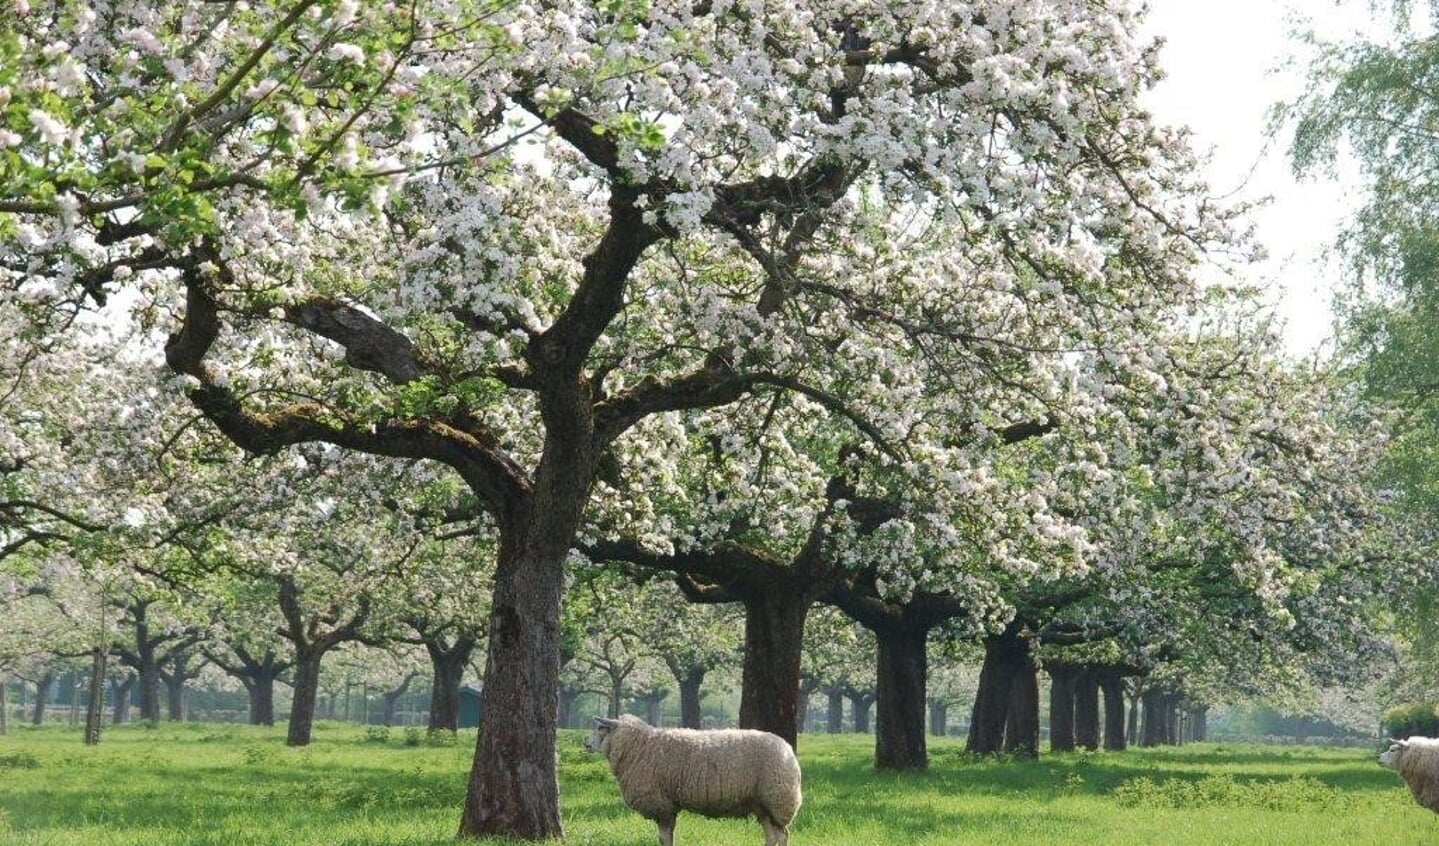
[1190,706,1208,742]
[428,643,473,732]
[111,674,135,724]
[162,651,194,722]
[458,524,568,840]
[873,623,929,770]
[1004,663,1040,759]
[31,670,53,725]
[737,589,808,747]
[558,685,583,730]
[248,675,277,726]
[677,666,705,729]
[827,688,844,734]
[642,693,664,726]
[84,647,107,746]
[1099,670,1127,751]
[287,650,322,746]
[967,626,1033,756]
[136,647,162,723]
[1073,668,1100,751]
[1141,689,1183,747]
[1048,662,1077,753]
[849,691,874,733]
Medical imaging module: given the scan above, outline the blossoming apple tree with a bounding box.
[4,0,1249,836]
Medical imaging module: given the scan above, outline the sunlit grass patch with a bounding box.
[0,724,1433,845]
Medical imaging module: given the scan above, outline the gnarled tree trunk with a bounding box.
[849,690,874,733]
[872,623,928,770]
[427,638,475,732]
[737,588,809,747]
[967,625,1033,756]
[246,664,279,725]
[111,673,136,725]
[31,670,54,725]
[459,522,569,841]
[287,648,323,746]
[677,665,706,729]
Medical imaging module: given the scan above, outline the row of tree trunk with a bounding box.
[9,619,1207,766]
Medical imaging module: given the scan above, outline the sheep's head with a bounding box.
[1379,738,1410,770]
[584,716,622,754]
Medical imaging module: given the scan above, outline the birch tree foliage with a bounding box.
[1284,1,1439,683]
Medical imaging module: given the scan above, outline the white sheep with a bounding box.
[584,714,802,846]
[1379,736,1439,813]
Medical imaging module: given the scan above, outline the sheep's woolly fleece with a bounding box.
[586,715,802,846]
[1379,736,1439,813]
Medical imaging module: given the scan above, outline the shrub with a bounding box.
[423,728,458,747]
[1382,702,1439,739]
[1110,774,1343,811]
[0,751,40,769]
[362,726,391,744]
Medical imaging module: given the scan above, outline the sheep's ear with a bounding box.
[595,716,621,729]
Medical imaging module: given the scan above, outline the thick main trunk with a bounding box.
[165,668,187,722]
[428,647,471,732]
[642,694,663,726]
[873,624,928,771]
[826,689,844,734]
[1004,663,1039,759]
[557,688,577,730]
[929,701,948,736]
[32,671,53,725]
[1074,668,1100,751]
[248,667,279,726]
[1099,670,1127,751]
[458,528,567,840]
[967,627,1031,755]
[1191,705,1208,741]
[1141,689,1169,747]
[737,589,808,747]
[849,692,873,733]
[287,651,322,746]
[112,675,135,724]
[677,667,705,729]
[84,648,107,746]
[1048,663,1077,753]
[137,653,162,723]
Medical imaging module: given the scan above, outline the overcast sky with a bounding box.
[1141,0,1383,357]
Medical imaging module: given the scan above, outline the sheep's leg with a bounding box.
[759,814,786,846]
[657,816,675,846]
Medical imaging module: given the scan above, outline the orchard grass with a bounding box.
[0,723,1432,845]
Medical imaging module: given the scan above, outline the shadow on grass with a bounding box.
[3,727,1409,846]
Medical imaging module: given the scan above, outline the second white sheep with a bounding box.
[584,714,802,846]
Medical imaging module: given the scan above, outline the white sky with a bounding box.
[1141,0,1384,358]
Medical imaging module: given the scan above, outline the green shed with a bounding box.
[458,686,483,729]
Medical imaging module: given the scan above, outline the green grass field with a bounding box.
[0,722,1433,845]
